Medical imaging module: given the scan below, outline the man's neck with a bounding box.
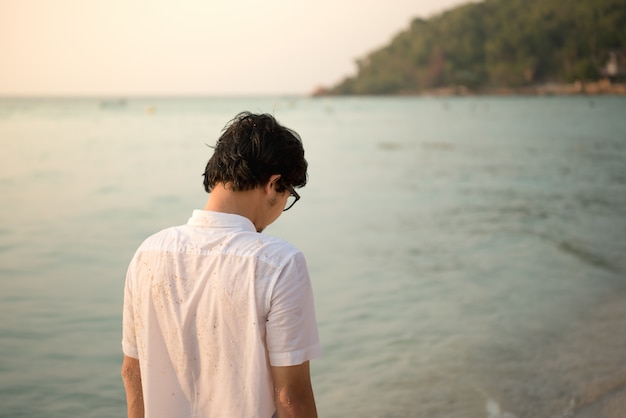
[204,183,261,226]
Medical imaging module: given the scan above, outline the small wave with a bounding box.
[558,241,618,273]
[486,399,517,418]
[96,185,119,194]
[152,194,183,204]
[377,141,404,150]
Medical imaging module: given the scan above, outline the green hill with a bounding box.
[321,0,626,95]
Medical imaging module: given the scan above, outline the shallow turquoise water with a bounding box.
[1,96,625,417]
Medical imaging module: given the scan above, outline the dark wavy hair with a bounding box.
[203,112,308,193]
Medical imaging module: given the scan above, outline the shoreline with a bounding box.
[313,80,626,97]
[421,79,626,97]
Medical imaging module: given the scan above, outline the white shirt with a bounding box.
[122,210,322,418]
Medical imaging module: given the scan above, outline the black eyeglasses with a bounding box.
[283,185,300,211]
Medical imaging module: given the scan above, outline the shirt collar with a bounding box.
[187,210,256,232]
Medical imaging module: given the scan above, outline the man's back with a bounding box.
[122,210,321,417]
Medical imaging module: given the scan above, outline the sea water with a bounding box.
[1,96,625,417]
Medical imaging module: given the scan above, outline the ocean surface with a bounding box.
[1,96,625,418]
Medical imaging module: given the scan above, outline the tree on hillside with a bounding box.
[323,0,626,95]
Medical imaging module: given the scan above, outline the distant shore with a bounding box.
[312,80,626,97]
[421,79,626,97]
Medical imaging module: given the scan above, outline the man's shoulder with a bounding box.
[135,224,188,251]
[228,231,303,267]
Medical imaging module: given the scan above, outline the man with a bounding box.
[121,112,322,418]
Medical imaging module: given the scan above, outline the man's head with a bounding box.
[203,112,308,194]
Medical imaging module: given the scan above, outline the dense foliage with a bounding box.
[325,0,626,94]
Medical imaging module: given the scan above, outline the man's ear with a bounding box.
[266,174,282,194]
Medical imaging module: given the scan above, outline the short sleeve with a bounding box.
[266,252,322,366]
[121,256,139,359]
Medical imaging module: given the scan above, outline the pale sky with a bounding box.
[0,0,472,96]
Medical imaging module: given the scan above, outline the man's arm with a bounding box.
[121,355,144,418]
[271,361,318,418]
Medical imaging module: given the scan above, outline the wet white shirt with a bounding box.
[122,210,322,418]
